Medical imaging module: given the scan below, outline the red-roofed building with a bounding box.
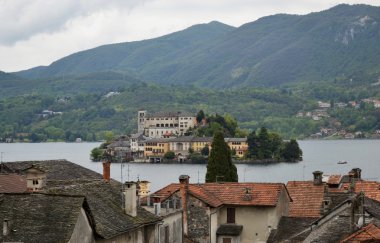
[286,180,325,218]
[287,171,326,218]
[355,181,380,203]
[340,223,380,242]
[0,174,27,193]
[148,175,291,243]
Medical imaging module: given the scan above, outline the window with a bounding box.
[32,179,39,185]
[227,208,235,223]
[222,238,232,243]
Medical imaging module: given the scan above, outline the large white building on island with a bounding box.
[138,110,197,138]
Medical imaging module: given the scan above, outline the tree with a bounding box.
[90,147,104,161]
[206,132,238,182]
[164,151,175,160]
[196,110,205,124]
[281,139,303,162]
[258,127,271,159]
[201,145,209,156]
[247,130,259,158]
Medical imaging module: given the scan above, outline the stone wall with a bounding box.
[187,196,210,243]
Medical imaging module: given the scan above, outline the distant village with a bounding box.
[297,99,380,139]
[102,110,248,163]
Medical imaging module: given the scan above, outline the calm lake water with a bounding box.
[0,140,379,192]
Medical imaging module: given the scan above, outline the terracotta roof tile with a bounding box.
[340,223,380,242]
[150,182,288,207]
[287,181,325,217]
[0,174,27,193]
[327,175,342,185]
[355,181,380,202]
[201,183,287,206]
[150,183,180,202]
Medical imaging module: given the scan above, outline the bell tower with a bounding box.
[137,110,146,133]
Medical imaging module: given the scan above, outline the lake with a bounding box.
[0,140,379,192]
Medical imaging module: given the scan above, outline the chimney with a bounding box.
[350,168,362,180]
[179,175,190,236]
[124,181,137,217]
[102,161,111,182]
[151,195,161,216]
[313,171,323,185]
[3,219,10,236]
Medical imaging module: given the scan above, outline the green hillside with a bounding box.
[14,4,380,88]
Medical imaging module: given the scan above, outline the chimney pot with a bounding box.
[313,171,323,185]
[102,161,111,182]
[350,168,362,180]
[124,181,137,217]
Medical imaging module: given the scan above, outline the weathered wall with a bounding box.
[96,227,149,243]
[187,196,210,243]
[69,208,95,243]
[159,211,183,243]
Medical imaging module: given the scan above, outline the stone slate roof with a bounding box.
[3,160,102,181]
[303,200,353,242]
[216,224,243,236]
[130,132,146,139]
[149,182,290,208]
[146,111,195,118]
[169,136,213,143]
[46,180,161,239]
[0,174,27,193]
[144,138,172,143]
[3,160,161,240]
[107,140,131,149]
[286,181,325,217]
[267,217,317,243]
[224,138,247,142]
[0,193,86,243]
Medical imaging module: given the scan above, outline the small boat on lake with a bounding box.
[337,160,348,164]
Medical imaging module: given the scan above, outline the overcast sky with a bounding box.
[1,0,379,72]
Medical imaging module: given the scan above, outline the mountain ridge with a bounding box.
[10,4,380,89]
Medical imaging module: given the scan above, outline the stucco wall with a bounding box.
[96,226,157,243]
[217,206,275,243]
[159,211,183,243]
[69,208,95,243]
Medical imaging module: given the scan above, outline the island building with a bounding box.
[142,136,248,162]
[137,110,197,138]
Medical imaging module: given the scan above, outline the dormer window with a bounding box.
[33,179,39,185]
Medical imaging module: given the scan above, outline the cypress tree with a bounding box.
[205,132,238,182]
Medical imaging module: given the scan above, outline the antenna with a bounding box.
[302,164,306,180]
[126,164,131,181]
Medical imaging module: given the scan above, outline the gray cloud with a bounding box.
[0,0,147,45]
[0,0,379,72]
